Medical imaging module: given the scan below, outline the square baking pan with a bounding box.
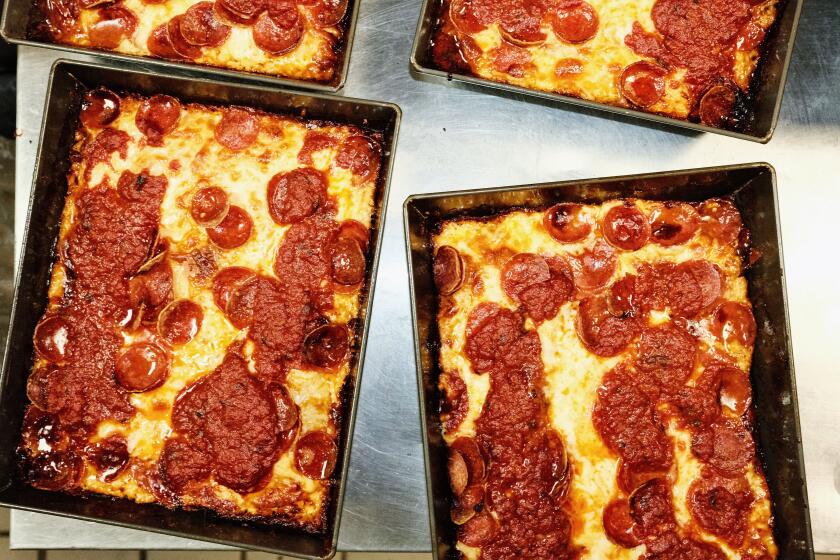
[0,0,360,92]
[0,58,400,560]
[409,0,803,143]
[404,163,814,559]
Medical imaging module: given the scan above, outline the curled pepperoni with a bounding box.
[88,6,137,49]
[629,478,676,536]
[607,274,641,318]
[207,205,253,249]
[307,0,348,27]
[544,203,592,243]
[711,301,756,347]
[22,449,83,491]
[34,315,70,362]
[448,0,490,34]
[167,16,203,59]
[295,430,337,479]
[650,203,700,246]
[267,167,328,224]
[577,296,640,357]
[147,24,182,60]
[713,364,752,416]
[451,483,483,525]
[215,108,260,151]
[86,437,130,481]
[499,0,546,46]
[502,253,573,322]
[212,267,255,312]
[157,299,203,346]
[253,6,304,55]
[635,323,697,393]
[136,94,181,145]
[620,61,667,108]
[115,343,169,392]
[190,186,229,227]
[603,498,641,548]
[691,419,755,475]
[603,203,650,251]
[459,510,497,546]
[434,245,464,296]
[331,236,366,286]
[303,324,349,370]
[80,88,121,129]
[571,240,617,292]
[699,84,738,128]
[449,437,485,484]
[26,365,56,411]
[335,135,379,182]
[440,371,468,434]
[448,451,469,496]
[551,0,598,44]
[337,220,369,251]
[226,275,262,329]
[271,385,299,432]
[688,470,754,545]
[180,1,231,46]
[699,198,742,246]
[216,0,265,21]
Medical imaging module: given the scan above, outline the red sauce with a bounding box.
[688,468,754,546]
[81,128,130,180]
[298,130,336,164]
[501,253,573,322]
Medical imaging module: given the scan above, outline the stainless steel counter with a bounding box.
[11,0,840,553]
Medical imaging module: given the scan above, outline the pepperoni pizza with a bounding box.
[433,198,776,558]
[431,0,781,129]
[29,0,348,82]
[17,87,382,531]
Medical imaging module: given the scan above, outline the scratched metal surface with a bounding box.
[10,0,840,552]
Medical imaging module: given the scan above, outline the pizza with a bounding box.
[430,0,781,129]
[29,0,349,82]
[432,198,777,558]
[17,86,382,531]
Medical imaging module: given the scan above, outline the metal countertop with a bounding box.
[11,0,840,553]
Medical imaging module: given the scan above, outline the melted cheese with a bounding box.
[434,201,777,559]
[37,95,379,528]
[442,0,778,120]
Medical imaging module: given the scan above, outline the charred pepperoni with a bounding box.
[190,186,229,227]
[253,5,304,55]
[711,301,756,347]
[88,6,137,49]
[136,94,181,145]
[603,203,650,251]
[571,240,617,292]
[86,436,130,481]
[650,203,700,246]
[620,61,667,108]
[434,245,464,295]
[80,87,121,129]
[34,315,70,362]
[576,296,641,357]
[295,430,337,479]
[440,371,468,433]
[21,449,83,491]
[699,84,738,128]
[215,107,260,151]
[699,198,742,246]
[335,135,379,182]
[551,0,598,44]
[157,299,203,346]
[206,205,253,249]
[544,202,592,243]
[26,366,56,411]
[303,324,349,370]
[115,343,169,392]
[180,1,231,46]
[267,167,328,224]
[449,437,485,485]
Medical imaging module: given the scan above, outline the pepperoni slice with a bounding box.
[434,245,464,296]
[551,0,598,44]
[603,203,650,251]
[167,16,203,59]
[26,366,56,411]
[635,323,697,393]
[44,0,80,36]
[86,437,130,482]
[449,437,485,484]
[499,0,547,46]
[159,437,211,492]
[650,202,700,246]
[253,6,303,55]
[502,253,574,322]
[80,88,121,129]
[603,498,641,548]
[88,6,137,49]
[115,343,169,392]
[688,471,754,546]
[190,186,229,227]
[298,131,336,164]
[440,371,468,434]
[656,260,723,318]
[215,108,260,151]
[212,267,255,312]
[306,0,348,28]
[607,274,641,318]
[448,0,488,34]
[576,296,640,357]
[157,299,203,346]
[331,236,366,286]
[335,135,379,182]
[628,478,676,536]
[303,324,349,370]
[713,364,752,416]
[451,483,483,525]
[147,24,182,60]
[544,203,592,243]
[337,220,369,251]
[22,449,83,491]
[226,275,262,329]
[217,0,266,20]
[620,61,667,108]
[267,167,328,224]
[699,198,742,246]
[459,510,497,546]
[136,94,182,145]
[502,253,550,296]
[295,430,337,479]
[34,315,70,362]
[711,301,756,347]
[448,450,469,496]
[180,1,231,46]
[699,84,738,128]
[571,240,617,292]
[271,385,299,432]
[206,205,253,249]
[690,419,755,475]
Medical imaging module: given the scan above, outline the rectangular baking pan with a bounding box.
[409,0,802,143]
[0,58,400,560]
[0,0,360,93]
[404,163,814,559]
